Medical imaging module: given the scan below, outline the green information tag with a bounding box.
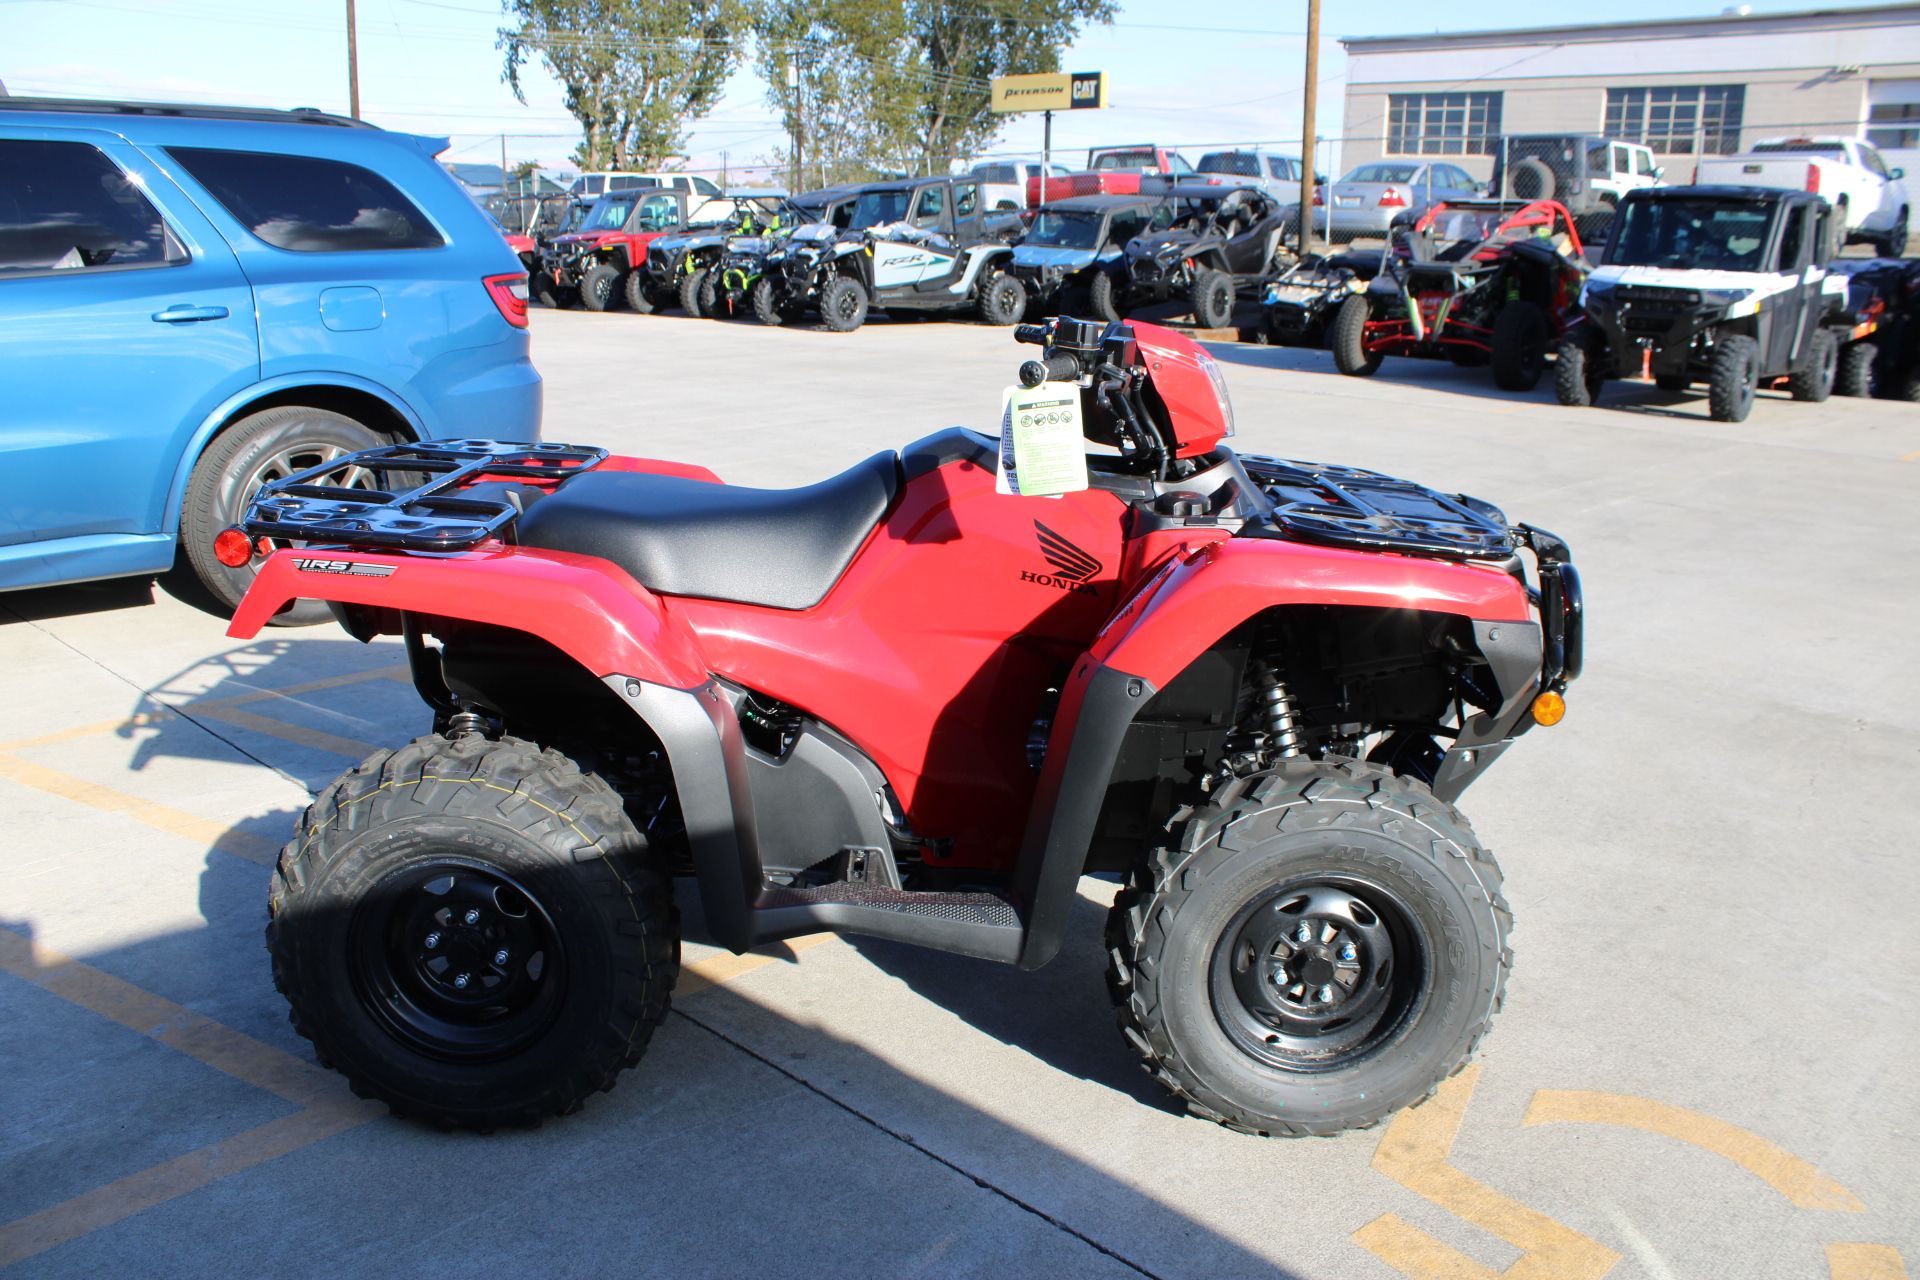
[995,382,1088,498]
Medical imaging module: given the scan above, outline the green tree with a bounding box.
[501,0,748,171]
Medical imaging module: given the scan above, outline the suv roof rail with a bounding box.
[0,96,377,129]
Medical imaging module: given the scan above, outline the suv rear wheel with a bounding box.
[179,406,383,625]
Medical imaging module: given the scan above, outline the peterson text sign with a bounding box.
[990,71,1107,113]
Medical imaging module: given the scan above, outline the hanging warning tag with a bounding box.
[994,382,1087,498]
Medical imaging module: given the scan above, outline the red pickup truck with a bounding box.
[1027,145,1195,207]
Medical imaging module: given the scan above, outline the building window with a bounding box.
[1869,103,1920,151]
[1604,86,1745,155]
[1387,92,1503,156]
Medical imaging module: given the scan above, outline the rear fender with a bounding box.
[227,545,707,690]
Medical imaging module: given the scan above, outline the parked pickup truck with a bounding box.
[1025,144,1194,206]
[1696,137,1909,256]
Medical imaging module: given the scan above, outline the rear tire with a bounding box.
[1087,269,1122,324]
[1553,328,1607,407]
[679,267,711,318]
[268,733,679,1130]
[1836,340,1878,397]
[1106,759,1510,1137]
[581,262,625,312]
[1190,267,1235,329]
[622,270,656,314]
[977,271,1027,326]
[750,278,788,326]
[1330,293,1382,377]
[819,274,869,332]
[1790,328,1838,402]
[1489,300,1548,391]
[1708,333,1760,422]
[179,406,383,625]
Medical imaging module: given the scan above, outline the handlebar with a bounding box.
[1018,353,1085,387]
[1013,323,1050,347]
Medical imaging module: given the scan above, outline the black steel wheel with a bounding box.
[1709,333,1759,422]
[178,406,382,624]
[580,261,625,312]
[819,274,869,332]
[1107,759,1509,1136]
[269,734,679,1129]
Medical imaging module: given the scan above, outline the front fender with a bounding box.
[1091,536,1533,688]
[227,544,708,690]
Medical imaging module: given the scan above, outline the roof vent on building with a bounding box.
[1721,4,1752,14]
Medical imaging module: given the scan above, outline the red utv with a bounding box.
[223,317,1582,1137]
[536,188,738,313]
[1331,199,1589,391]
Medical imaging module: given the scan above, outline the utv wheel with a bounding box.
[750,278,789,326]
[977,271,1028,326]
[819,274,869,332]
[581,262,626,312]
[679,267,712,318]
[1656,374,1689,392]
[1106,760,1509,1137]
[1708,333,1760,422]
[1836,340,1878,397]
[531,270,565,308]
[179,406,382,625]
[1790,328,1839,402]
[1330,293,1382,377]
[1087,270,1123,325]
[623,270,657,314]
[1190,268,1235,330]
[268,734,679,1129]
[1489,300,1548,391]
[1553,328,1607,407]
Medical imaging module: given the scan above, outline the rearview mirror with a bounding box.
[1652,166,1666,180]
[1895,167,1907,180]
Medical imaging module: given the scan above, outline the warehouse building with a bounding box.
[1338,4,1920,181]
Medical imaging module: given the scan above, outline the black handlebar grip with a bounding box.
[1018,354,1083,388]
[1013,323,1049,346]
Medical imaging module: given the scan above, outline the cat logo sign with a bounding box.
[990,71,1107,113]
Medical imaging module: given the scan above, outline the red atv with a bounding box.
[1332,199,1589,390]
[223,317,1582,1136]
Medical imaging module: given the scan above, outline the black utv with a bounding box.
[1107,183,1291,328]
[1556,186,1850,422]
[1007,194,1171,319]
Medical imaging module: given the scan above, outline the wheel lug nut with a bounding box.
[462,909,481,925]
[453,972,471,990]
[493,948,509,966]
[1294,923,1312,943]
[1317,985,1334,1003]
[424,931,441,949]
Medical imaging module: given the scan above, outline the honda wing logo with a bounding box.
[1021,521,1101,595]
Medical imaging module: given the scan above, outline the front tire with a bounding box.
[1553,326,1608,406]
[1489,300,1547,391]
[819,274,869,332]
[1790,328,1838,402]
[581,261,626,312]
[269,734,679,1129]
[1709,333,1760,422]
[1106,760,1510,1136]
[1087,269,1122,324]
[179,406,383,625]
[977,271,1027,326]
[623,270,657,314]
[750,277,789,326]
[1190,267,1235,329]
[679,267,713,318]
[1330,293,1382,377]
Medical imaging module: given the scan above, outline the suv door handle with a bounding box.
[152,304,230,323]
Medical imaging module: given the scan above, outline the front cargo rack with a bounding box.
[1239,455,1516,560]
[241,438,607,552]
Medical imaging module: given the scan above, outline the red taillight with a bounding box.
[484,273,530,328]
[1312,188,1324,206]
[1806,163,1821,194]
[213,528,254,568]
[1378,188,1408,208]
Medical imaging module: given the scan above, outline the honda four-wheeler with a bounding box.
[1828,256,1920,400]
[1008,194,1171,319]
[1555,186,1850,421]
[756,175,1026,331]
[1110,183,1292,328]
[1332,199,1588,391]
[637,192,796,318]
[224,316,1582,1137]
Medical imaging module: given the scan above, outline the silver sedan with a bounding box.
[1315,161,1484,239]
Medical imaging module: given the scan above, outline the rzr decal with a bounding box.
[1021,521,1101,595]
[288,557,397,578]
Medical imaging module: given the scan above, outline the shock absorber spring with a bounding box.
[1253,660,1306,758]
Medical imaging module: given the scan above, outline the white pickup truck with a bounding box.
[1696,137,1909,255]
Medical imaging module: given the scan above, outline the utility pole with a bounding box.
[1299,0,1319,256]
[345,0,361,119]
[500,134,508,193]
[786,48,803,191]
[721,150,730,189]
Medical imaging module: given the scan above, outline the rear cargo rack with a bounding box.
[241,439,607,552]
[1239,455,1517,560]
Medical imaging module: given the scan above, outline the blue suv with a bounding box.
[0,98,541,621]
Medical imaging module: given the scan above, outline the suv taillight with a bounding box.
[1378,187,1408,208]
[1806,163,1821,195]
[484,273,530,328]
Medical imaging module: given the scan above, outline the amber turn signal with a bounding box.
[1531,690,1566,727]
[212,527,255,568]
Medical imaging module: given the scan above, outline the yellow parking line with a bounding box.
[0,752,281,866]
[191,704,382,759]
[1900,447,1920,463]
[1827,1243,1911,1279]
[0,1104,374,1269]
[1352,1213,1498,1279]
[1523,1090,1865,1212]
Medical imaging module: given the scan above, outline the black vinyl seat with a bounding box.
[516,451,901,610]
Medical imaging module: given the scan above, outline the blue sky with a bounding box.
[1,0,1873,178]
